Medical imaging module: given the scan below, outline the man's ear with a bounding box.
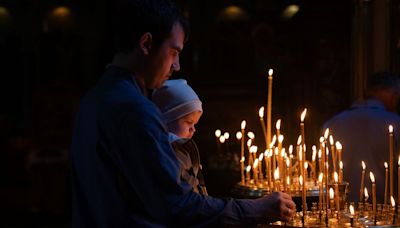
[139,32,153,55]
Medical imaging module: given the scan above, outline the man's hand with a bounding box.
[261,191,296,222]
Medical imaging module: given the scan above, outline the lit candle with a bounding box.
[247,139,253,167]
[312,145,317,180]
[276,119,281,138]
[360,161,366,202]
[286,176,291,194]
[318,147,322,175]
[246,165,251,184]
[285,157,290,191]
[334,172,340,212]
[258,153,264,183]
[259,107,268,148]
[329,187,335,211]
[215,129,221,154]
[318,173,323,212]
[364,187,369,204]
[271,135,277,175]
[253,158,259,185]
[339,161,343,184]
[240,121,246,184]
[325,161,329,212]
[297,135,302,174]
[329,135,337,176]
[274,167,280,191]
[370,172,376,224]
[389,125,394,200]
[266,149,272,189]
[278,135,284,180]
[336,141,342,164]
[349,204,355,227]
[266,69,273,149]
[300,108,307,149]
[391,196,396,224]
[385,162,389,205]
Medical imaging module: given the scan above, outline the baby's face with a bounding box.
[168,111,202,139]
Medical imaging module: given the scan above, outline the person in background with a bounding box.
[323,71,400,202]
[71,0,295,226]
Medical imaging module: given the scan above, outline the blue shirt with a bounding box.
[71,66,275,227]
[323,99,400,201]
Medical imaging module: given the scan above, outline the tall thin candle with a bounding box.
[370,172,376,224]
[240,121,246,184]
[259,107,268,149]
[266,69,273,149]
[389,125,394,200]
[385,162,389,205]
[360,161,366,202]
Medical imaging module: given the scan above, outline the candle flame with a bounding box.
[240,156,245,162]
[271,135,276,147]
[318,149,322,159]
[329,188,334,199]
[389,125,394,133]
[246,165,251,172]
[300,108,307,122]
[329,135,334,145]
[369,172,375,183]
[286,176,290,185]
[319,136,324,143]
[339,161,343,169]
[281,148,286,157]
[250,145,258,153]
[219,136,225,143]
[312,149,316,161]
[258,106,264,118]
[278,135,284,143]
[253,159,258,168]
[247,131,255,139]
[384,162,388,169]
[274,147,279,155]
[299,175,303,185]
[264,149,268,157]
[247,139,252,147]
[215,129,221,138]
[350,205,354,215]
[259,153,263,161]
[318,173,323,183]
[297,135,302,145]
[364,187,369,200]
[391,196,396,207]
[276,119,281,130]
[325,147,329,156]
[286,158,290,167]
[268,68,273,76]
[274,167,280,180]
[241,120,246,130]
[324,128,330,139]
[399,156,400,166]
[236,131,242,140]
[304,161,308,169]
[335,141,342,150]
[362,161,366,170]
[289,145,293,154]
[334,172,338,183]
[223,132,229,140]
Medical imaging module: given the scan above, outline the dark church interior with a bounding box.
[1,0,400,227]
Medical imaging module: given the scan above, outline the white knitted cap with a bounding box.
[152,79,202,123]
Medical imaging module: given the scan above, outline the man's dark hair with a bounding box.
[114,0,189,53]
[366,72,400,97]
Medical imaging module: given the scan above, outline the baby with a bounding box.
[152,79,207,195]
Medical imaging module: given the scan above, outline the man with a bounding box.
[323,72,400,202]
[71,0,295,227]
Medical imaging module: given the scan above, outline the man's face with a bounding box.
[145,22,184,89]
[167,111,202,139]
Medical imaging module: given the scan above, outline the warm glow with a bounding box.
[391,196,396,207]
[300,108,307,122]
[318,149,321,159]
[325,147,329,156]
[319,136,324,143]
[299,175,303,185]
[259,106,264,118]
[364,187,369,200]
[241,120,246,130]
[398,156,400,166]
[312,147,316,161]
[240,156,245,162]
[299,149,302,161]
[334,172,338,183]
[259,153,263,161]
[278,135,284,143]
[350,205,354,215]
[389,125,394,133]
[329,135,334,145]
[236,131,242,140]
[324,128,330,139]
[318,173,323,183]
[282,4,300,19]
[384,162,388,169]
[335,141,342,150]
[304,161,308,169]
[362,161,366,170]
[264,149,268,157]
[286,176,290,185]
[268,69,273,76]
[223,132,229,140]
[276,119,281,130]
[271,135,277,146]
[329,188,334,199]
[281,148,286,157]
[246,165,251,172]
[289,145,293,154]
[369,172,375,183]
[51,6,71,18]
[297,135,302,145]
[274,168,280,180]
[286,158,290,167]
[219,136,225,143]
[247,131,255,139]
[274,147,279,155]
[339,161,343,169]
[250,145,258,153]
[215,129,221,138]
[247,139,252,147]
